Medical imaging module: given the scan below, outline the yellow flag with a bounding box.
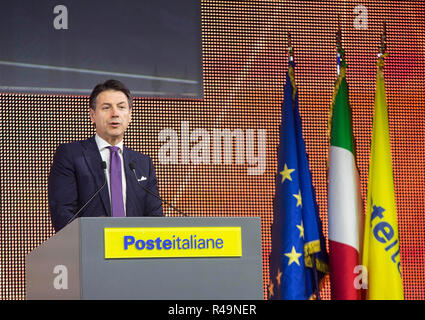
[362,55,404,300]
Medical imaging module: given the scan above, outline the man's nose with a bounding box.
[110,106,119,116]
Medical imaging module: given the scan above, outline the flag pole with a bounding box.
[379,20,387,57]
[336,15,342,76]
[288,31,294,63]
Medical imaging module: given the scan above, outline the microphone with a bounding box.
[129,162,186,216]
[65,161,108,227]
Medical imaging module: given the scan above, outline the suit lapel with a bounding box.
[82,136,111,216]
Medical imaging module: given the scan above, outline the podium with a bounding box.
[26,217,263,300]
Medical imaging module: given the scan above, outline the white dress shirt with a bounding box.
[95,134,127,216]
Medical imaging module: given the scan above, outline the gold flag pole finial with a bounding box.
[287,32,297,99]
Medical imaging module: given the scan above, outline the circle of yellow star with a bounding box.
[280,164,295,183]
[296,220,304,239]
[293,190,302,207]
[276,268,283,286]
[284,246,302,266]
[268,281,274,298]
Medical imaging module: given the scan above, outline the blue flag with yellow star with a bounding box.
[268,61,328,300]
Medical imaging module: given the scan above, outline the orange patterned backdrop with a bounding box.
[1,0,424,299]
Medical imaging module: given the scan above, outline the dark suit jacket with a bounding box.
[48,136,163,232]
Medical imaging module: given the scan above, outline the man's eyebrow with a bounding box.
[101,101,127,106]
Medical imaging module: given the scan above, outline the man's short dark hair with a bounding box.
[89,79,133,110]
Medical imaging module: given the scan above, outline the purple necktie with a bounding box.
[108,146,125,217]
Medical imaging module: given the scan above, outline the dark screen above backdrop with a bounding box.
[0,0,203,99]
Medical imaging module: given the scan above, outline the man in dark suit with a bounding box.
[48,79,163,232]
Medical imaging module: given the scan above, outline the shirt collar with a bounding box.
[95,134,124,153]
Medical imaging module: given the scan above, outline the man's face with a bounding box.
[89,90,132,145]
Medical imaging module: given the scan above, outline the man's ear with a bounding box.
[89,108,97,128]
[89,108,95,124]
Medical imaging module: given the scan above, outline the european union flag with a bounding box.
[268,61,328,300]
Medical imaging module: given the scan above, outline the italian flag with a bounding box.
[327,58,364,300]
